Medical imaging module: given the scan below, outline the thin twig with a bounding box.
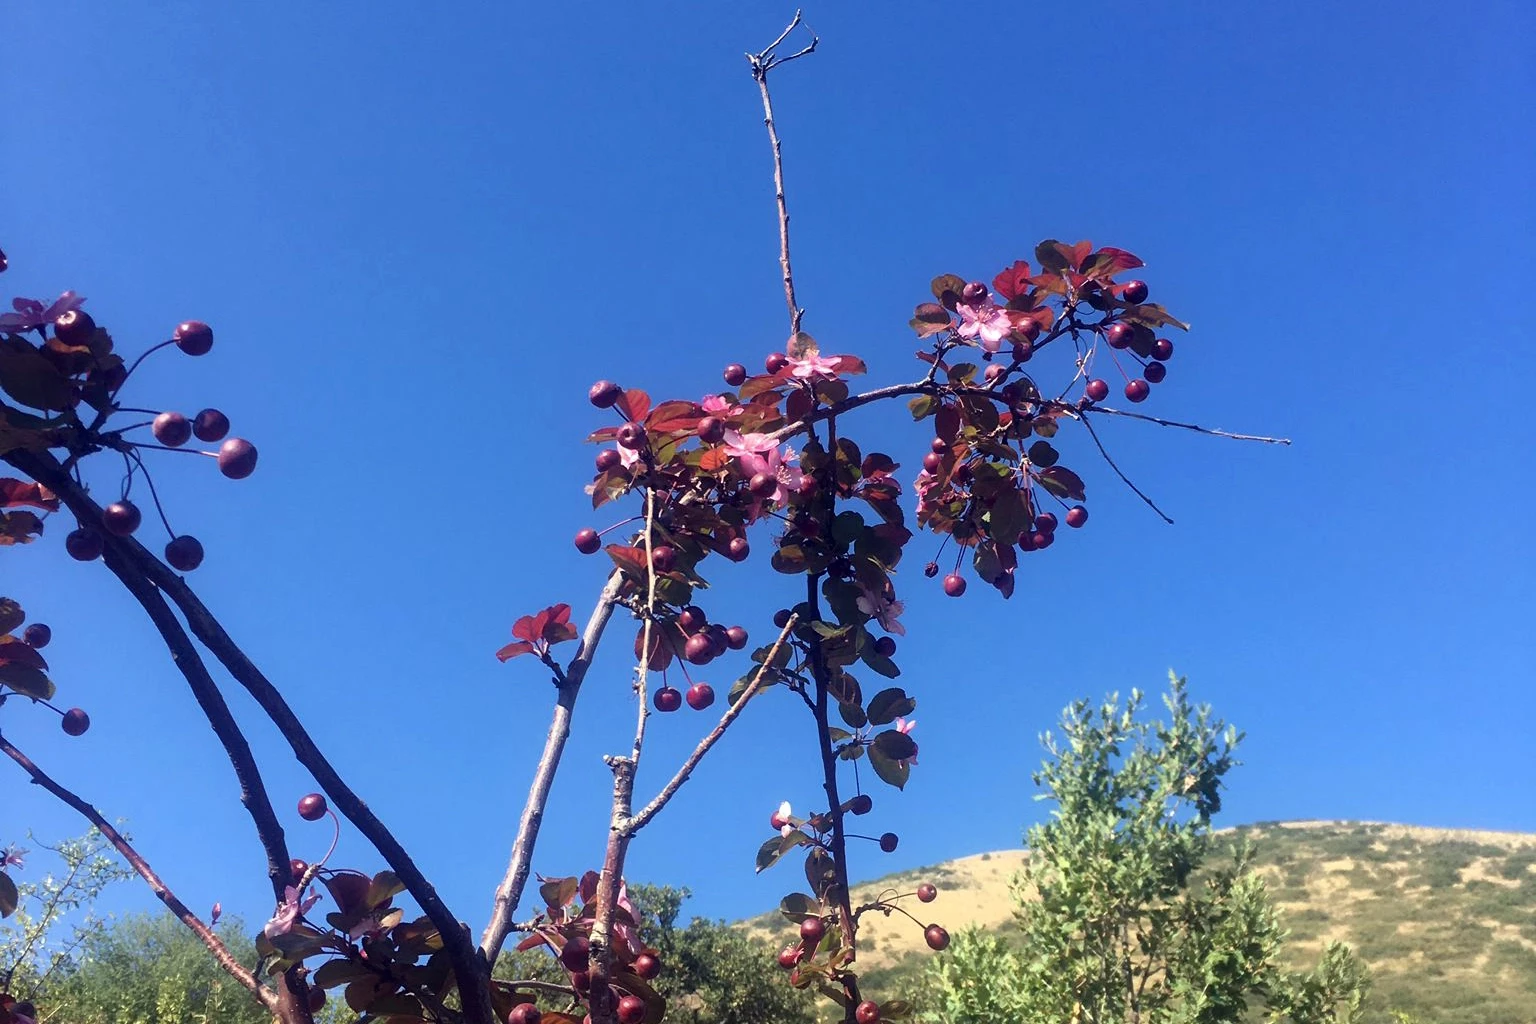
[0,732,278,1014]
[626,615,799,834]
[1076,413,1175,525]
[1084,405,1291,444]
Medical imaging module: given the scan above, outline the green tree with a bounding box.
[921,675,1369,1024]
[496,884,814,1024]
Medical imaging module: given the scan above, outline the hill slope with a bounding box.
[741,821,1536,1024]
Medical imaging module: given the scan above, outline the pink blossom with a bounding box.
[615,444,640,469]
[210,902,222,926]
[722,430,779,458]
[726,431,804,509]
[614,879,644,956]
[856,586,906,636]
[772,800,795,837]
[263,885,321,938]
[0,291,85,334]
[700,394,741,416]
[895,717,919,767]
[955,300,1013,353]
[1,845,26,870]
[787,352,844,381]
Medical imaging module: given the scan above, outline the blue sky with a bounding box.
[3,0,1533,936]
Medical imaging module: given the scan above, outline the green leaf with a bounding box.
[1036,466,1086,501]
[831,511,866,547]
[861,643,900,680]
[907,395,936,420]
[987,488,1030,547]
[867,687,915,726]
[930,274,966,306]
[0,662,54,700]
[313,957,374,989]
[872,729,917,761]
[946,362,978,385]
[779,892,820,922]
[755,832,808,873]
[1027,441,1059,467]
[0,597,22,635]
[0,870,17,917]
[365,870,406,910]
[0,341,74,411]
[868,743,910,791]
[839,702,868,729]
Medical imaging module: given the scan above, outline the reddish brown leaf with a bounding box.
[699,446,731,473]
[1036,466,1087,501]
[0,598,22,635]
[585,425,621,443]
[992,260,1033,302]
[785,387,813,424]
[909,303,951,338]
[830,354,866,376]
[605,544,650,579]
[0,340,74,411]
[646,400,703,434]
[929,274,966,310]
[616,389,651,422]
[1086,246,1144,277]
[0,511,43,545]
[495,640,536,662]
[0,479,58,512]
[1123,303,1190,331]
[0,635,49,672]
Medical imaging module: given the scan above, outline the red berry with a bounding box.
[983,363,1006,383]
[930,437,948,454]
[748,473,777,498]
[153,411,192,447]
[772,608,793,629]
[297,793,328,821]
[1144,361,1167,383]
[727,537,750,562]
[1012,340,1034,362]
[1035,512,1058,534]
[683,634,713,665]
[879,832,899,853]
[589,381,622,408]
[616,995,645,1024]
[855,1000,881,1024]
[651,545,677,573]
[917,883,937,903]
[508,1003,543,1024]
[164,535,205,572]
[922,452,942,474]
[765,352,788,374]
[595,449,621,472]
[61,708,90,736]
[192,408,230,442]
[697,416,726,443]
[290,858,309,882]
[873,636,896,658]
[1066,505,1088,528]
[1032,531,1053,549]
[847,794,873,815]
[1152,337,1174,361]
[961,281,989,305]
[676,606,706,632]
[560,936,590,972]
[616,423,647,451]
[685,683,715,711]
[22,623,51,648]
[571,971,591,992]
[925,924,950,951]
[174,320,214,356]
[1104,323,1134,349]
[574,528,601,554]
[1085,379,1109,402]
[723,363,748,386]
[777,945,799,970]
[217,438,258,479]
[65,527,104,561]
[1124,379,1150,403]
[942,574,966,597]
[633,953,661,980]
[54,309,96,345]
[799,917,825,944]
[1120,280,1148,304]
[726,625,748,650]
[102,500,142,537]
[653,687,682,713]
[306,986,326,1012]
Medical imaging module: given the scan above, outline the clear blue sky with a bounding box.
[4,1,1533,935]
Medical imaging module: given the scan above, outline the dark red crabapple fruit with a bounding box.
[193,408,230,442]
[616,422,647,451]
[765,352,788,374]
[595,449,621,472]
[874,636,896,658]
[1012,340,1034,362]
[570,971,591,992]
[727,537,750,562]
[297,793,328,821]
[922,452,942,473]
[218,438,259,479]
[961,281,988,304]
[574,528,601,554]
[931,437,948,454]
[22,623,51,649]
[1152,337,1174,361]
[1066,505,1089,528]
[617,995,645,1024]
[153,411,192,447]
[917,883,937,903]
[588,380,622,408]
[1120,280,1148,304]
[685,683,715,711]
[102,500,142,537]
[777,945,800,970]
[174,320,214,356]
[1035,512,1058,534]
[856,1000,881,1024]
[651,545,677,573]
[54,309,96,345]
[1144,360,1167,383]
[653,687,682,713]
[683,634,713,665]
[925,924,950,951]
[879,832,900,853]
[1124,379,1151,403]
[61,708,90,736]
[942,574,966,598]
[698,416,726,443]
[1085,378,1110,402]
[983,363,1006,383]
[726,625,748,650]
[66,527,104,561]
[165,535,205,572]
[772,608,792,629]
[306,986,326,1012]
[290,859,309,883]
[749,473,777,498]
[1033,531,1054,550]
[508,1003,543,1024]
[1104,323,1134,349]
[559,936,590,972]
[799,917,826,944]
[847,794,873,815]
[634,953,661,980]
[676,606,706,632]
[723,363,748,386]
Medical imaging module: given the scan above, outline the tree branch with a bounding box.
[0,731,278,1014]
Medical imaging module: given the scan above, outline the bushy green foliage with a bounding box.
[497,884,815,1024]
[920,675,1369,1024]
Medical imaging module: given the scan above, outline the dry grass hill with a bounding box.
[740,821,1536,1024]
